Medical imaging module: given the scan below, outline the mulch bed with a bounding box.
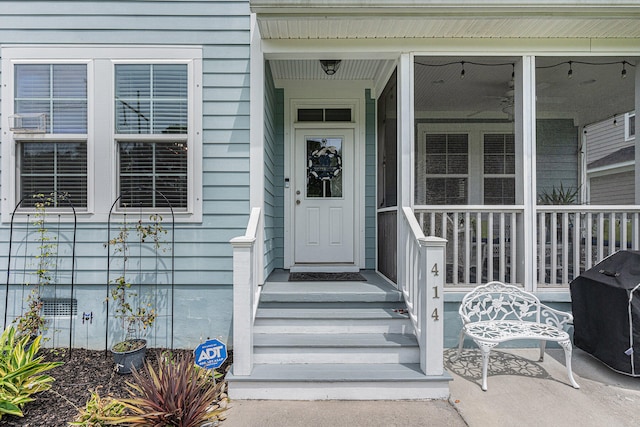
[3,347,230,427]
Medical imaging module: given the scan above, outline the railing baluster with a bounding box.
[539,212,546,284]
[609,212,616,256]
[573,212,581,279]
[631,212,640,251]
[453,212,459,285]
[586,213,593,270]
[621,213,628,251]
[551,211,558,285]
[475,212,482,284]
[510,212,517,283]
[464,212,471,284]
[598,213,605,263]
[499,213,506,282]
[562,212,569,284]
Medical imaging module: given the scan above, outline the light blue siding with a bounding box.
[264,62,285,275]
[0,1,251,349]
[365,90,376,269]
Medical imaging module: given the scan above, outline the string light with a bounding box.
[414,59,635,81]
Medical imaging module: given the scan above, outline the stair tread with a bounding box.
[254,332,418,347]
[227,363,451,382]
[256,307,410,319]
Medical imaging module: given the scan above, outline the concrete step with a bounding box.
[253,332,419,364]
[226,363,452,400]
[254,306,412,333]
[259,281,404,303]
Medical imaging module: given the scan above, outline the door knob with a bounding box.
[296,200,301,205]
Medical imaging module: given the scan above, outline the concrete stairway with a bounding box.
[226,270,451,400]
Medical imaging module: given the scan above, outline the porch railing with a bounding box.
[413,205,640,288]
[400,207,445,375]
[230,207,261,376]
[414,205,523,287]
[537,206,640,287]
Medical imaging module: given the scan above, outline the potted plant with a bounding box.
[107,215,165,374]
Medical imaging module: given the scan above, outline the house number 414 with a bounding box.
[431,263,440,321]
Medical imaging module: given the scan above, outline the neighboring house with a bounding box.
[585,112,636,204]
[1,1,640,400]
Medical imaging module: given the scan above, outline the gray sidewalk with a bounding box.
[221,347,640,427]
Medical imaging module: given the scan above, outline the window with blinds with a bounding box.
[423,133,468,204]
[19,142,87,206]
[115,64,189,209]
[14,64,88,208]
[483,133,516,204]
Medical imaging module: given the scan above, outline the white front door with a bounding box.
[294,129,355,265]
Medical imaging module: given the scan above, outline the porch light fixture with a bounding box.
[320,60,341,76]
[460,61,466,79]
[567,61,573,79]
[621,61,628,79]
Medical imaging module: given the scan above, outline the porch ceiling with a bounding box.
[270,55,636,127]
[251,1,640,40]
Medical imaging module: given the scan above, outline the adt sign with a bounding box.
[194,339,227,370]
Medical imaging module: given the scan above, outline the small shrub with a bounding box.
[0,326,63,420]
[116,353,226,427]
[68,388,126,426]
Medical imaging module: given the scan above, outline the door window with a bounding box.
[306,137,343,198]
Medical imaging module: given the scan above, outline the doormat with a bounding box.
[288,272,367,282]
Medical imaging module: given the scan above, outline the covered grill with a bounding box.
[570,250,640,376]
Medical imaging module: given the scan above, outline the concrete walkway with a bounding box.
[221,347,640,427]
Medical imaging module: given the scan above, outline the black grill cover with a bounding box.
[570,250,640,376]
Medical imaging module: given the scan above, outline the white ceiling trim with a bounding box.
[251,1,640,40]
[256,16,640,40]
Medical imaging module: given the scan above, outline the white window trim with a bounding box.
[625,111,636,142]
[1,45,202,223]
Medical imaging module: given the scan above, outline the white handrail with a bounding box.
[400,207,445,375]
[230,207,261,376]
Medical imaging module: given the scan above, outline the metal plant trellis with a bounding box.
[3,193,77,355]
[106,190,175,354]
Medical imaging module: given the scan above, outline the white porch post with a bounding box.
[518,56,537,291]
[420,237,446,375]
[397,53,415,287]
[249,13,265,285]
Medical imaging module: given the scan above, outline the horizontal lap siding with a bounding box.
[585,119,629,164]
[365,90,376,269]
[590,171,635,205]
[264,63,285,275]
[0,3,250,286]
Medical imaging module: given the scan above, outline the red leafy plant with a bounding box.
[115,352,226,427]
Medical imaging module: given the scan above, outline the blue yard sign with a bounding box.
[194,338,227,370]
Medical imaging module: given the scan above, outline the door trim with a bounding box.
[284,97,365,271]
